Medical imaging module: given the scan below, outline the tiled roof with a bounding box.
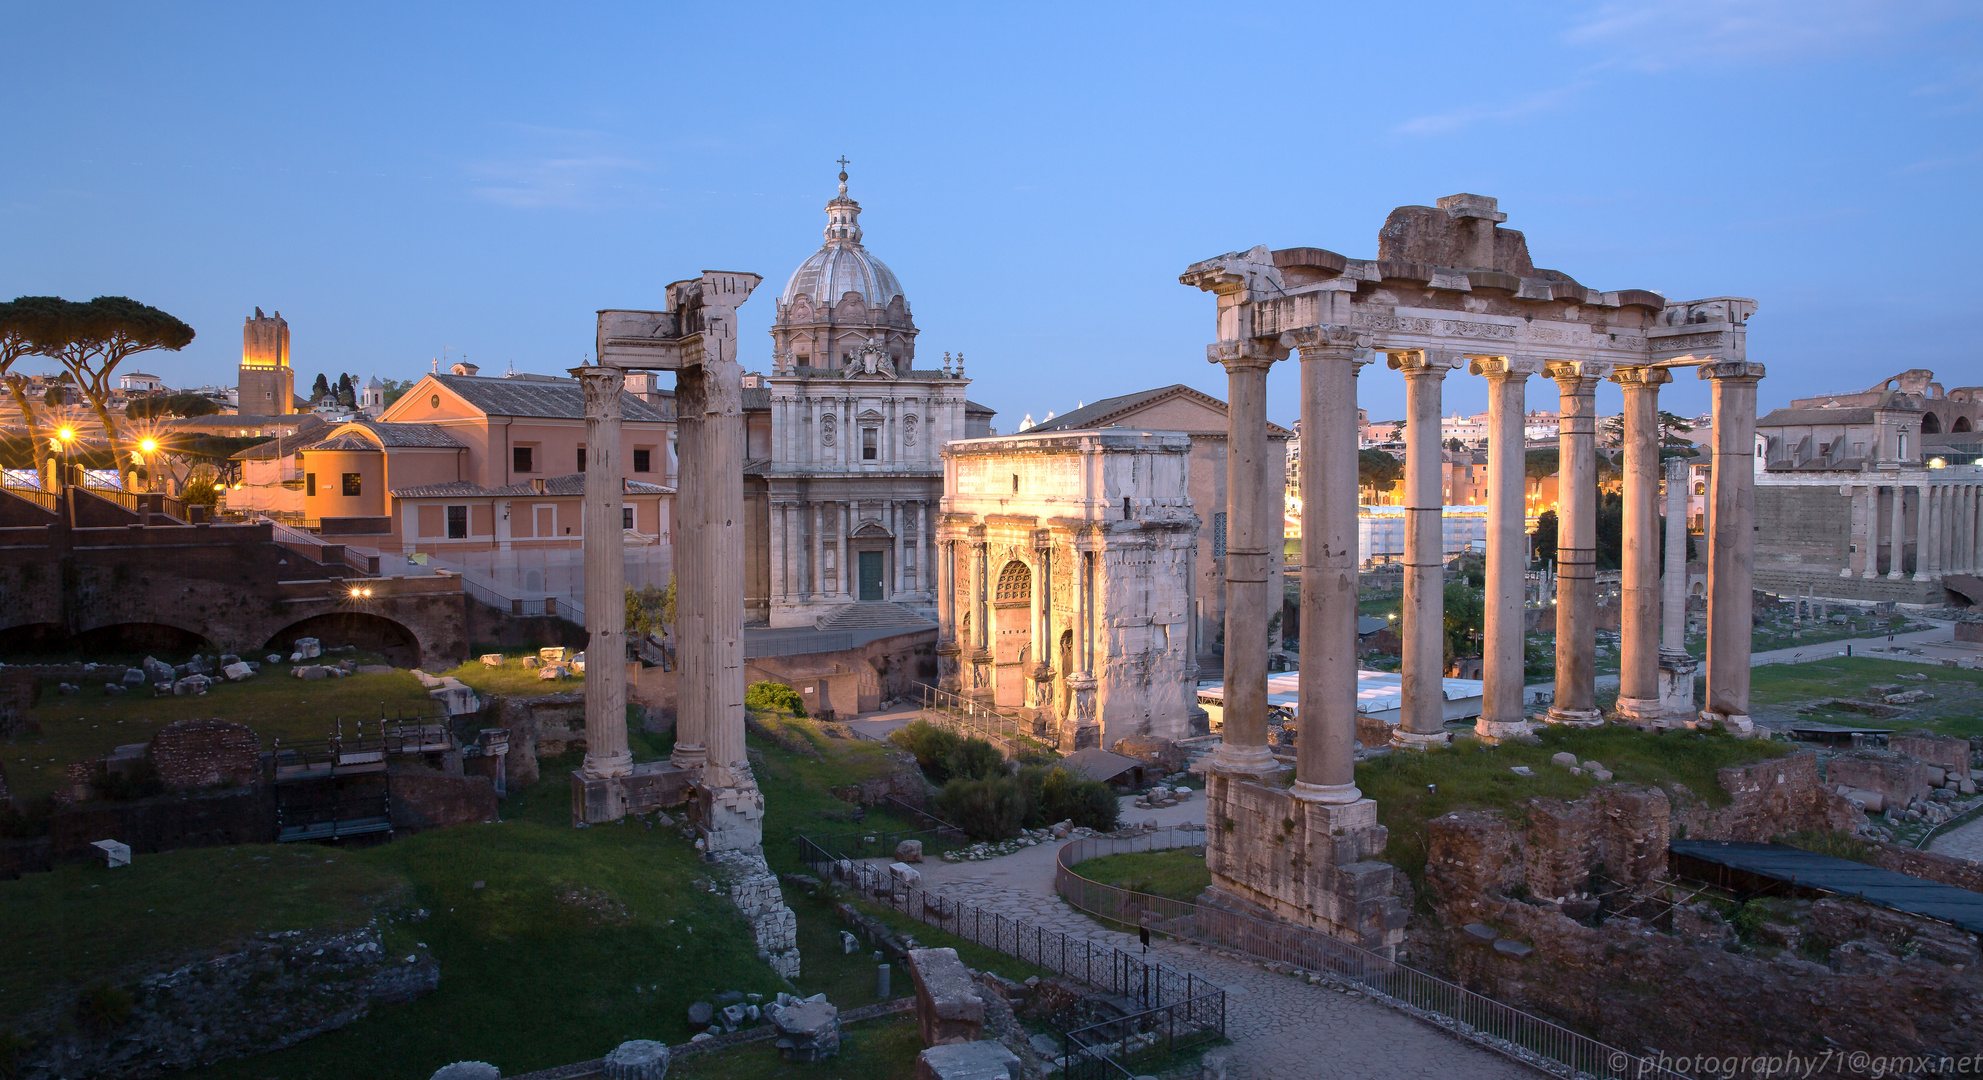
[294,421,466,453]
[428,373,670,422]
[1758,408,1880,426]
[1024,383,1288,436]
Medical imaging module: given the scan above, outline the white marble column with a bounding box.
[1852,485,1872,578]
[702,347,749,789]
[1547,361,1609,726]
[576,368,631,780]
[1700,360,1766,735]
[1921,485,1940,582]
[671,365,708,771]
[1613,365,1672,726]
[1390,350,1460,748]
[1210,345,1285,775]
[1889,483,1908,579]
[1663,458,1689,657]
[1863,485,1882,578]
[1472,355,1537,743]
[1293,330,1368,800]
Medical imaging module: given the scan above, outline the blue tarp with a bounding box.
[1670,840,1983,934]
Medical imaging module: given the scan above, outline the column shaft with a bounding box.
[1662,458,1689,654]
[1211,357,1279,775]
[1614,369,1670,724]
[1889,484,1907,578]
[578,368,631,779]
[1393,356,1452,747]
[671,366,708,770]
[1475,359,1533,743]
[1701,362,1765,734]
[703,352,748,785]
[1548,366,1604,725]
[1294,342,1364,801]
[1921,485,1940,581]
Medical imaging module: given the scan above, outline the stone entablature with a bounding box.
[936,430,1202,749]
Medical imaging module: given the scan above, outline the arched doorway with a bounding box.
[1954,417,1973,433]
[0,622,213,661]
[268,612,422,668]
[992,560,1031,708]
[1923,412,1943,434]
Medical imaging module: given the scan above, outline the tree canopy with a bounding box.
[6,295,194,471]
[1358,447,1401,493]
[126,393,220,420]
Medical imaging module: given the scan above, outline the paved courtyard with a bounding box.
[1930,813,1983,864]
[911,793,1540,1079]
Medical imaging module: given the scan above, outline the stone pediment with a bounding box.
[856,409,885,424]
[851,520,893,539]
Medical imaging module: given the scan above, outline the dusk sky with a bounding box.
[4,2,1978,429]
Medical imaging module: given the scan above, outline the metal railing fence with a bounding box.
[917,684,1058,751]
[1054,830,1691,1080]
[797,837,1225,1076]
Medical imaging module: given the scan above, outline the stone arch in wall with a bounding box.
[266,611,422,669]
[1922,412,1943,434]
[1954,416,1973,433]
[992,558,1031,708]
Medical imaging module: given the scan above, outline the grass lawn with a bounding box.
[435,653,589,699]
[1748,656,1983,738]
[670,1013,925,1080]
[1068,847,1209,903]
[3,699,1037,1080]
[1354,726,1787,896]
[4,668,437,802]
[0,845,409,1021]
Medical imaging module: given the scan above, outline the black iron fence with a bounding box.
[1055,829,1691,1080]
[797,838,1225,1075]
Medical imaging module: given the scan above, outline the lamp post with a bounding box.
[137,437,159,495]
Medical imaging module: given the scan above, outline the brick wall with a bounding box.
[388,767,497,832]
[150,719,261,789]
[49,787,274,857]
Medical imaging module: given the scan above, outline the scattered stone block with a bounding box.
[771,998,840,1061]
[293,666,330,681]
[686,1001,713,1030]
[430,1064,500,1080]
[293,637,322,659]
[90,839,131,868]
[721,1002,748,1028]
[915,1040,1018,1080]
[890,862,922,890]
[896,839,924,863]
[1491,939,1533,958]
[522,656,541,669]
[1509,766,1533,776]
[142,655,175,684]
[1550,752,1578,768]
[602,1040,669,1080]
[841,930,859,954]
[172,675,211,696]
[121,667,146,686]
[538,646,566,663]
[265,654,282,665]
[103,683,124,695]
[1589,767,1615,782]
[222,662,255,682]
[1463,922,1499,944]
[479,653,505,668]
[908,947,985,1046]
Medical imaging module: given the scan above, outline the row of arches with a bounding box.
[0,612,423,667]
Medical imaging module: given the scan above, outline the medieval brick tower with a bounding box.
[238,308,293,415]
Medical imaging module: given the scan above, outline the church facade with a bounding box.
[744,170,993,627]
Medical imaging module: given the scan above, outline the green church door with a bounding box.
[858,551,885,601]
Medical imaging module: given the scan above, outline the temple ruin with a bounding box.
[1183,194,1761,950]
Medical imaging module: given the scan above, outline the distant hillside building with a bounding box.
[237,308,295,416]
[1754,369,1983,606]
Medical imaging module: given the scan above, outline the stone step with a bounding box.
[813,602,934,632]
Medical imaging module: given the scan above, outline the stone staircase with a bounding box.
[813,602,935,632]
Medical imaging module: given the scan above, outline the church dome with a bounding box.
[781,170,905,311]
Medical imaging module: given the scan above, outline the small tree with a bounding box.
[381,378,414,408]
[310,373,331,402]
[1530,510,1559,567]
[1358,447,1401,500]
[30,297,194,474]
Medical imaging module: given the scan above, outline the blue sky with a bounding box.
[4,1,1978,429]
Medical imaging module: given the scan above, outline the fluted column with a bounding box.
[576,367,631,780]
[1662,457,1689,655]
[1700,360,1765,735]
[1920,485,1940,582]
[1888,483,1908,579]
[1612,365,1672,726]
[1291,329,1368,801]
[1862,485,1881,578]
[703,348,748,788]
[1389,350,1462,748]
[1210,343,1285,776]
[671,365,708,771]
[1546,361,1609,726]
[1471,355,1539,744]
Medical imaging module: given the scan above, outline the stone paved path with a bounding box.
[911,801,1540,1079]
[1930,813,1983,864]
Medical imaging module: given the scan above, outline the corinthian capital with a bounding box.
[1206,337,1289,371]
[1282,323,1370,358]
[1610,364,1675,388]
[1386,348,1464,375]
[1179,245,1283,298]
[1545,359,1613,384]
[1697,360,1767,383]
[1467,355,1545,379]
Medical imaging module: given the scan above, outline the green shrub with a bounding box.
[1033,766,1119,831]
[944,737,1006,782]
[743,681,806,718]
[934,775,1028,841]
[889,720,963,781]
